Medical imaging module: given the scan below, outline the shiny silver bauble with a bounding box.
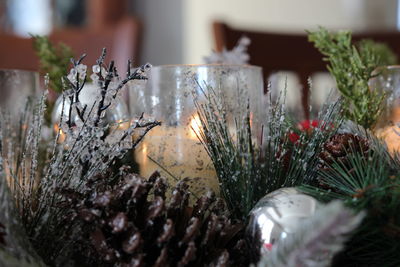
[51,84,129,127]
[246,187,320,255]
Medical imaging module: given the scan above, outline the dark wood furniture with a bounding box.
[0,0,141,74]
[213,21,400,118]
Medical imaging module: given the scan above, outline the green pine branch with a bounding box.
[32,35,73,93]
[308,27,397,129]
[194,84,260,220]
[300,125,400,266]
[358,39,397,67]
[194,84,342,220]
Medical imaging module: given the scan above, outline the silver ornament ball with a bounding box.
[247,187,320,255]
[52,83,129,127]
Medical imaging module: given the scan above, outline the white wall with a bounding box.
[132,0,184,65]
[183,0,398,64]
[133,0,398,65]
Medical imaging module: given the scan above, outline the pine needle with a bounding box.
[300,123,400,265]
[194,80,342,220]
[32,35,73,93]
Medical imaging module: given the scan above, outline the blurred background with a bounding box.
[1,0,398,64]
[1,0,400,115]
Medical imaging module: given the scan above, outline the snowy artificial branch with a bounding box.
[204,36,251,65]
[0,50,160,263]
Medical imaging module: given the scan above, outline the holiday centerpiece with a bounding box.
[0,27,399,267]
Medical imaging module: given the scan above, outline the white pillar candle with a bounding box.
[134,115,218,195]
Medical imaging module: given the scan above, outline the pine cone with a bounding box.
[62,171,250,267]
[318,133,369,187]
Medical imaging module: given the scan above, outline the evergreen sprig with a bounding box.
[263,95,342,190]
[32,35,73,93]
[308,27,397,129]
[301,125,400,266]
[194,84,259,220]
[358,39,397,67]
[195,83,342,220]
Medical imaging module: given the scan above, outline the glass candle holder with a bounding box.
[0,69,39,115]
[370,65,400,153]
[0,70,39,192]
[129,64,264,195]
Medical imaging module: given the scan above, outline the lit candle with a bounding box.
[134,114,219,195]
[376,125,400,154]
[375,106,400,155]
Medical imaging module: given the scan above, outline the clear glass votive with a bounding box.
[0,69,39,115]
[370,65,400,153]
[129,64,264,195]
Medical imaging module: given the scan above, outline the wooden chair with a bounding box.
[0,33,38,71]
[213,21,400,118]
[0,16,141,72]
[50,16,142,73]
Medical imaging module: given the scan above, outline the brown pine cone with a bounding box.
[318,133,369,187]
[319,133,369,169]
[62,171,250,267]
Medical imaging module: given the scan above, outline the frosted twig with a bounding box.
[0,49,160,263]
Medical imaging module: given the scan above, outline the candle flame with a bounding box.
[189,114,202,139]
[53,124,66,143]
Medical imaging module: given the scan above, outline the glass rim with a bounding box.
[151,63,262,71]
